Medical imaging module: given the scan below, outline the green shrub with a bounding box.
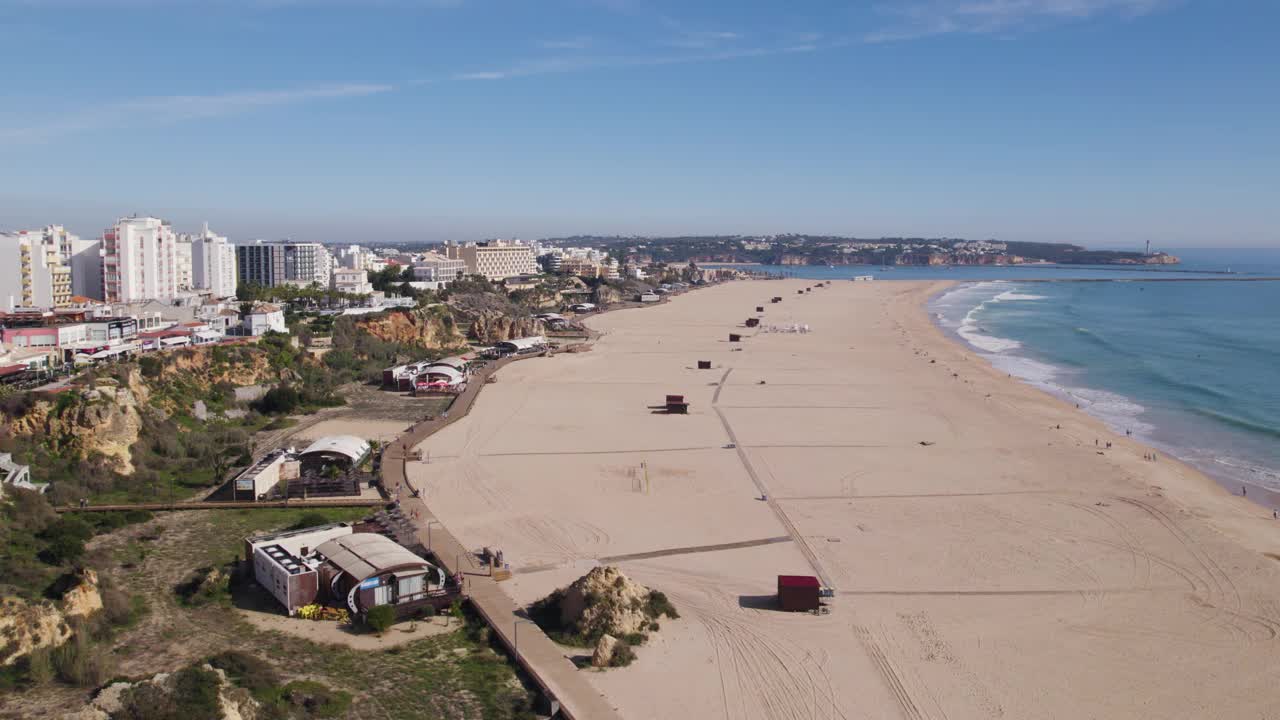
[138,356,164,379]
[207,650,280,695]
[609,642,636,667]
[252,385,302,415]
[289,511,333,530]
[118,665,222,720]
[645,590,679,620]
[364,605,395,634]
[172,665,223,717]
[278,679,352,718]
[52,633,107,687]
[24,647,54,686]
[39,516,94,565]
[174,566,230,607]
[621,632,647,646]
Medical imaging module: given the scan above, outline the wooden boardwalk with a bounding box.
[382,357,624,720]
[54,498,384,513]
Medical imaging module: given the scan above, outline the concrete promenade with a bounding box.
[382,356,624,720]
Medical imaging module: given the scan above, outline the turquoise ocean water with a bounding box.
[708,249,1280,502]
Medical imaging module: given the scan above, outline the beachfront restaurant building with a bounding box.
[231,448,301,501]
[245,522,355,615]
[298,435,371,474]
[491,335,547,357]
[414,365,466,395]
[315,533,448,618]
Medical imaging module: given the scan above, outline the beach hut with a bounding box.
[777,575,820,612]
[665,395,689,414]
[756,306,764,312]
[729,333,742,342]
[745,318,760,328]
[697,361,712,370]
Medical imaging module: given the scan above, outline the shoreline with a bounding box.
[407,277,1280,719]
[926,279,1280,513]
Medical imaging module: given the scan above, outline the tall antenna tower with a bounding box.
[1145,239,1151,256]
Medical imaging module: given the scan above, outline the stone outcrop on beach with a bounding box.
[0,569,102,666]
[558,566,654,638]
[591,634,619,668]
[531,566,679,650]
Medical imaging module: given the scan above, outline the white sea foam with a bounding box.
[993,291,1047,301]
[1171,448,1280,494]
[948,282,1025,353]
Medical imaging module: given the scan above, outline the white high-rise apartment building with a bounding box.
[175,235,194,290]
[192,223,238,299]
[102,216,179,303]
[0,230,72,309]
[43,224,103,300]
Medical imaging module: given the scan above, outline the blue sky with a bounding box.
[1,0,1277,247]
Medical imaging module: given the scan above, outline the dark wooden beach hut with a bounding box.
[777,575,820,612]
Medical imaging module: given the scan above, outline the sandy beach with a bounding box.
[408,279,1280,719]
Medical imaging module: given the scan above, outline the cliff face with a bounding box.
[466,311,545,343]
[8,371,150,475]
[592,284,622,306]
[355,307,468,349]
[357,303,547,347]
[0,569,101,666]
[162,347,279,386]
[3,345,287,476]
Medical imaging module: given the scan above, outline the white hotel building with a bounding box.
[443,240,538,281]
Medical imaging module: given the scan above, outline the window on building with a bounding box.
[397,574,424,598]
[373,584,392,606]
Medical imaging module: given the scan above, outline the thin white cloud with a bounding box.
[453,43,821,83]
[0,84,393,144]
[865,0,1172,42]
[656,14,743,49]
